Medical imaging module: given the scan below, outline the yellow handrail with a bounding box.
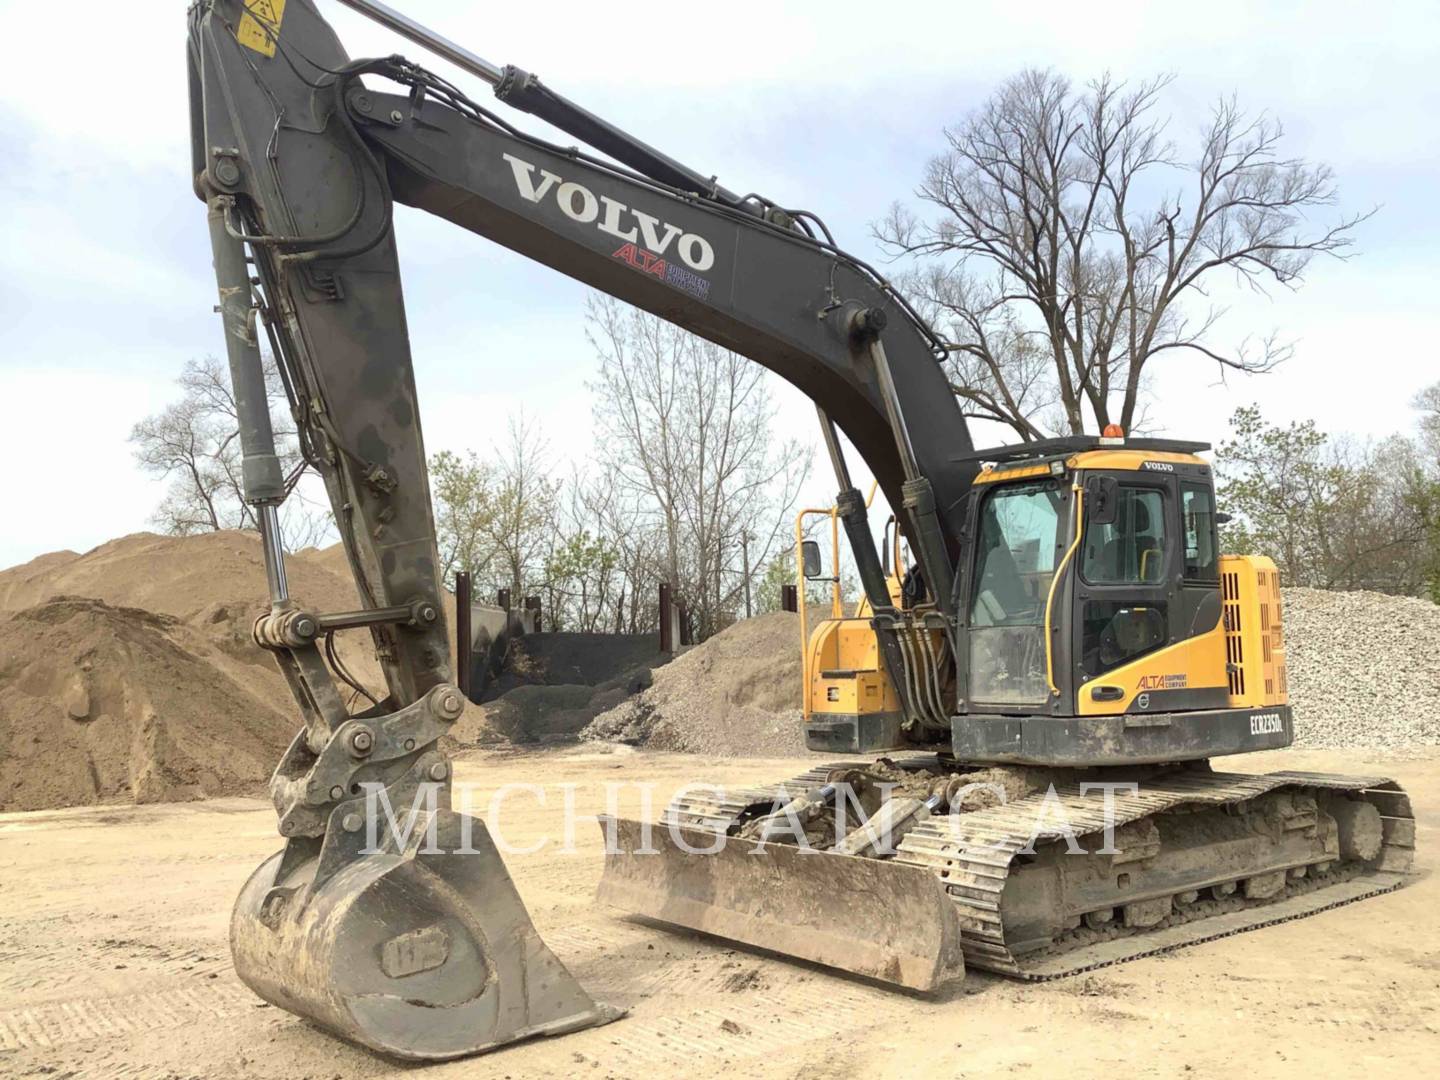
[793,479,882,718]
[794,506,832,719]
[1044,484,1083,696]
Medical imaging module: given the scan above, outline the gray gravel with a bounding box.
[1284,587,1440,751]
[581,612,807,757]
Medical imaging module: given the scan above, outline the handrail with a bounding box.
[794,505,837,719]
[1044,484,1084,697]
[794,478,885,718]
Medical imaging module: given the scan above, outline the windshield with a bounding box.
[970,480,1067,627]
[967,479,1069,707]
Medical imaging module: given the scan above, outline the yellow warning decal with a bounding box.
[236,0,286,58]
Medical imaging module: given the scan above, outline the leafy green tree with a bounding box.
[1216,406,1430,593]
[429,449,496,590]
[486,414,560,602]
[755,540,864,615]
[544,529,621,633]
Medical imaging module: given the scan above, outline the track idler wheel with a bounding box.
[231,809,620,1060]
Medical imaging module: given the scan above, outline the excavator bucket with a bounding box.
[596,815,966,992]
[232,809,621,1061]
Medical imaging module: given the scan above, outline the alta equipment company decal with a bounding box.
[503,153,714,300]
[1136,673,1188,690]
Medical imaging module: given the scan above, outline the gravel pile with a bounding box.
[448,667,655,747]
[1284,587,1440,750]
[581,611,806,757]
[479,632,665,701]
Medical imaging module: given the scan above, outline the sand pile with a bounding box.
[0,531,382,811]
[1284,587,1440,750]
[582,611,805,757]
[0,597,296,810]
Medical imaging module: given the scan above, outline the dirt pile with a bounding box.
[0,532,380,811]
[2,531,357,621]
[0,530,662,805]
[582,611,806,757]
[1284,587,1440,750]
[0,597,296,810]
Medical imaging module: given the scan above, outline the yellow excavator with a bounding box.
[189,0,1414,1061]
[599,433,1414,988]
[794,443,1287,757]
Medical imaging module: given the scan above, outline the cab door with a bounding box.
[1071,471,1179,706]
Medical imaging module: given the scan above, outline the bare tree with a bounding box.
[576,481,667,634]
[1416,382,1440,461]
[877,70,1372,439]
[586,295,810,639]
[131,355,329,546]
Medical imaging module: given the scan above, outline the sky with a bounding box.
[2,0,1437,570]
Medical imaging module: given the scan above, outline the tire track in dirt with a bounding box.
[0,984,256,1051]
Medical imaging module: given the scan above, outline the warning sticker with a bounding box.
[236,0,286,58]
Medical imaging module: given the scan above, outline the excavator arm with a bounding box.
[188,0,975,1059]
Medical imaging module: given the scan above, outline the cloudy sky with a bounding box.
[2,0,1436,570]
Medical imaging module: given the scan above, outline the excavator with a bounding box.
[188,0,1415,1062]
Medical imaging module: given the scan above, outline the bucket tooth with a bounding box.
[596,814,965,992]
[232,810,621,1061]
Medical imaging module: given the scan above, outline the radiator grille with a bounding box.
[1222,569,1245,697]
[1218,558,1287,707]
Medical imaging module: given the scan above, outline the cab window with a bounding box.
[1081,486,1167,585]
[1181,483,1218,581]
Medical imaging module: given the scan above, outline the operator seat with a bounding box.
[1097,497,1162,583]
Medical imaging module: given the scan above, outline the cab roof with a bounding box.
[956,436,1211,465]
[962,436,1212,485]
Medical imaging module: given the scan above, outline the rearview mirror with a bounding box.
[1215,511,1234,525]
[1085,475,1120,526]
[801,540,824,580]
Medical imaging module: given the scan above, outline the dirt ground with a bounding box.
[1,745,1436,1079]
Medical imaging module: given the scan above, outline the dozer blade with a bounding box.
[595,815,965,992]
[232,809,621,1061]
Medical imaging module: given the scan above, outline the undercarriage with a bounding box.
[598,758,1414,989]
